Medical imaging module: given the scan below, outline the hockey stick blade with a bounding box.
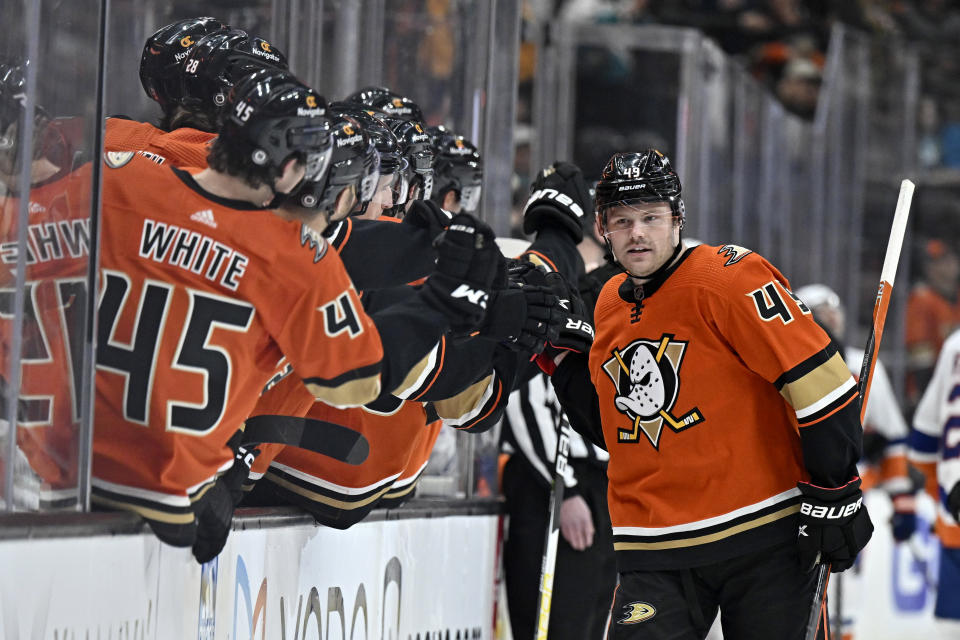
[242,414,370,465]
[803,178,914,640]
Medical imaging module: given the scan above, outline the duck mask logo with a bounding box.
[602,333,705,448]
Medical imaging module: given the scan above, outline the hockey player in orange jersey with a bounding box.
[235,119,585,529]
[105,19,287,169]
[92,70,501,561]
[548,150,872,639]
[0,60,94,507]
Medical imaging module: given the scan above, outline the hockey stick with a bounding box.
[242,414,370,465]
[803,179,914,640]
[533,414,573,640]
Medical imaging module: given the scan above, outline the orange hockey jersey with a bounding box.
[588,245,858,569]
[0,164,94,504]
[252,397,442,528]
[243,334,506,527]
[104,118,215,168]
[92,153,383,540]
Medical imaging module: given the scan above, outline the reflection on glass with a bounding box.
[0,56,93,510]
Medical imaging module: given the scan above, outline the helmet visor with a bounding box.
[420,173,434,201]
[359,164,380,205]
[391,157,411,206]
[290,120,333,181]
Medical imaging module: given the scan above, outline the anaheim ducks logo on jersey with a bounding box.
[602,333,704,448]
[618,601,656,624]
[717,244,752,266]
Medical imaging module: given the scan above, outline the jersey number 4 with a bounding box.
[747,281,810,325]
[96,271,253,435]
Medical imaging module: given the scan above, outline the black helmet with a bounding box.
[139,17,227,112]
[344,86,394,106]
[362,93,425,124]
[221,69,333,183]
[0,59,65,177]
[0,60,35,142]
[329,103,406,216]
[429,126,483,213]
[180,29,288,122]
[289,114,379,217]
[384,117,434,208]
[594,149,683,221]
[329,103,402,174]
[347,86,425,123]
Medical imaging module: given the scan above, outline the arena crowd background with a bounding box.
[1,1,958,639]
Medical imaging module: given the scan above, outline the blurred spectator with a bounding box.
[906,239,960,413]
[918,96,942,168]
[775,55,822,119]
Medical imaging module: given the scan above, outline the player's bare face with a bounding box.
[362,173,396,219]
[332,185,358,221]
[603,201,679,277]
[274,159,307,195]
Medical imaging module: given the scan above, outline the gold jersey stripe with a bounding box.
[613,504,800,551]
[383,479,420,501]
[431,374,493,423]
[264,471,392,510]
[189,479,217,504]
[91,494,196,525]
[307,374,381,408]
[391,350,436,398]
[778,351,851,412]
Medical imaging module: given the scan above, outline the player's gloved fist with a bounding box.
[192,479,235,564]
[948,481,960,522]
[796,477,873,573]
[480,282,560,354]
[535,271,595,375]
[402,199,454,239]
[422,213,502,332]
[523,162,593,242]
[191,442,260,564]
[889,492,917,542]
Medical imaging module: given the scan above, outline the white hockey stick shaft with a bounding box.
[534,416,572,640]
[803,179,914,640]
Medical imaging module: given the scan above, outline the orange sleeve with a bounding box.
[262,231,384,407]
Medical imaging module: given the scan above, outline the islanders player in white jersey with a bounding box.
[910,327,960,631]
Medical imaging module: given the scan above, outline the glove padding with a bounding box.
[402,199,454,240]
[948,481,960,522]
[890,492,917,543]
[191,443,260,564]
[480,273,560,354]
[422,213,502,333]
[797,477,873,573]
[523,162,593,243]
[534,270,595,375]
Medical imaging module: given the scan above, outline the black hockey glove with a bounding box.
[422,213,502,333]
[402,199,454,240]
[191,442,260,564]
[796,477,873,573]
[948,481,960,522]
[480,278,560,354]
[535,271,595,375]
[523,162,593,243]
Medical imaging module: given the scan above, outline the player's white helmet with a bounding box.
[794,284,841,311]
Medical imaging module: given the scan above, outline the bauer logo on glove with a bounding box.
[799,496,863,520]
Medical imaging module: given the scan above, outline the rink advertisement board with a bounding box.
[0,513,498,639]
